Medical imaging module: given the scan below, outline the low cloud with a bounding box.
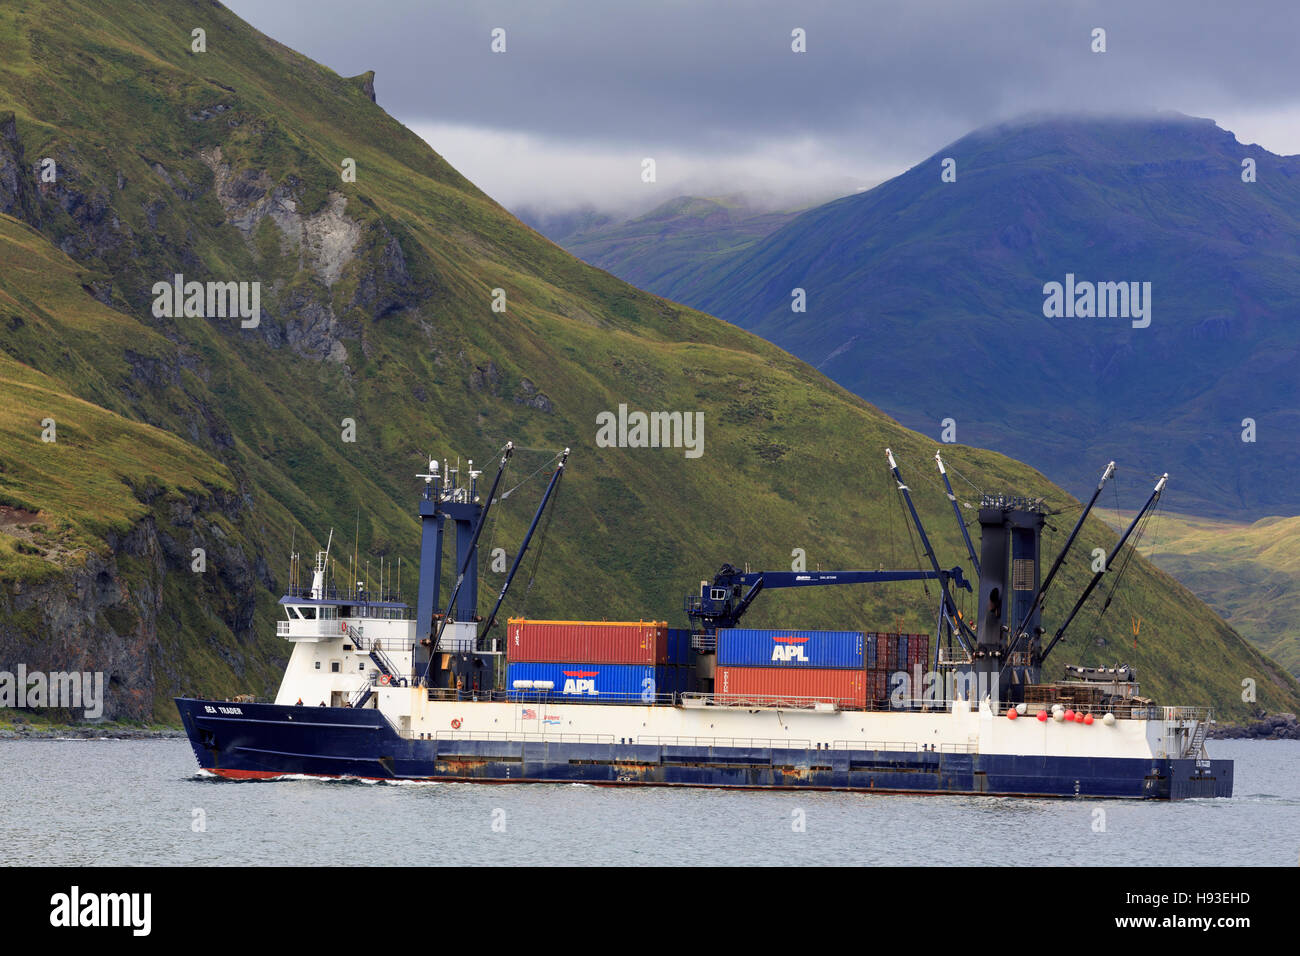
[227,0,1300,214]
[411,122,888,216]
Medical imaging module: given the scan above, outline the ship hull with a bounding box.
[176,698,1231,800]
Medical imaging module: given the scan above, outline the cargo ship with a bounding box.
[176,446,1232,799]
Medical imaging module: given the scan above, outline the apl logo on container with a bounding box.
[771,636,810,663]
[561,670,600,695]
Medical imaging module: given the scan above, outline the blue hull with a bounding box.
[175,698,1232,800]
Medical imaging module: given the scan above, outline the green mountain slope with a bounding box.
[0,0,1294,723]
[1099,508,1300,679]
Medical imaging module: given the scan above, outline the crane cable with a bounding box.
[1082,476,1161,643]
[481,447,566,586]
[891,471,931,600]
[946,461,985,535]
[517,462,566,619]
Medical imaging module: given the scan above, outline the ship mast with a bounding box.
[1000,461,1114,677]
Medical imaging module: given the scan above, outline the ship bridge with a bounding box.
[276,586,411,641]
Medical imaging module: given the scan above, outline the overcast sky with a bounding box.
[226,0,1300,216]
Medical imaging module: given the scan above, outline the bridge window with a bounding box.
[330,661,341,673]
[300,606,318,620]
[314,661,321,670]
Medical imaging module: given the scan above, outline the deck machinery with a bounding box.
[685,452,1164,715]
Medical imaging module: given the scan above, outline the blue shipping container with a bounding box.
[668,628,694,665]
[677,664,695,695]
[506,662,671,700]
[716,628,865,669]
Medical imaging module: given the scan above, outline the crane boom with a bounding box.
[888,449,977,650]
[685,564,969,633]
[935,451,979,576]
[478,448,569,643]
[1038,472,1166,665]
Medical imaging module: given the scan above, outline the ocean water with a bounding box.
[1,738,1295,866]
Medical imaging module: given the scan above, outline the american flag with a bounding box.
[521,708,537,719]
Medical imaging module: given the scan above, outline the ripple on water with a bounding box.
[2,738,1295,866]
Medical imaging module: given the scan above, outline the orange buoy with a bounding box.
[1036,711,1048,722]
[1064,709,1075,721]
[1007,709,1018,720]
[1084,713,1094,725]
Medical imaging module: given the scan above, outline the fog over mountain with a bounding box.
[225,0,1300,214]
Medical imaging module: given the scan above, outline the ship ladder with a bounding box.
[350,681,375,709]
[1183,721,1208,760]
[369,646,401,682]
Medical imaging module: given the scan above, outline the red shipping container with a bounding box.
[715,666,867,709]
[908,633,930,666]
[507,618,668,664]
[881,634,899,672]
[873,666,899,701]
[866,668,889,705]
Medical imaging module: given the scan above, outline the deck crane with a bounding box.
[685,563,971,635]
[887,449,979,653]
[1037,472,1167,667]
[684,448,973,639]
[998,460,1114,679]
[934,451,979,577]
[477,448,570,645]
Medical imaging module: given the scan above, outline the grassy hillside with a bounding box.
[0,0,1294,722]
[1099,508,1300,679]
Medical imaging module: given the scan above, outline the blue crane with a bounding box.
[685,566,970,634]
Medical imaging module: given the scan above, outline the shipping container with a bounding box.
[669,664,696,695]
[873,669,888,703]
[880,633,898,672]
[507,619,669,664]
[680,664,698,695]
[716,628,865,668]
[907,633,930,666]
[667,628,694,665]
[714,666,867,709]
[505,662,671,700]
[866,633,877,668]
